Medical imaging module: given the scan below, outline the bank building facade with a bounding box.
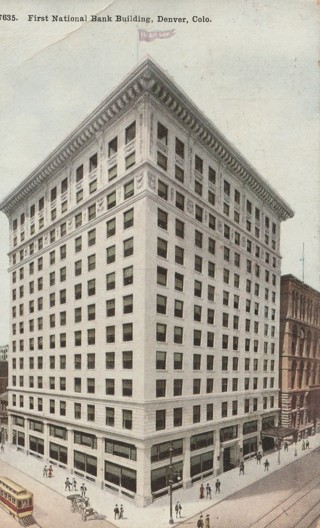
[0,58,293,506]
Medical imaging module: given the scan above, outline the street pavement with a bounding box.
[0,435,319,528]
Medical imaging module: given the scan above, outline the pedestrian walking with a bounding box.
[178,501,182,518]
[205,514,210,528]
[256,451,262,464]
[1,443,4,453]
[284,441,288,452]
[264,459,270,471]
[48,465,53,478]
[119,504,124,519]
[302,439,306,450]
[239,460,245,475]
[114,504,120,519]
[199,483,205,499]
[306,439,310,449]
[80,483,87,498]
[197,514,204,528]
[175,502,179,518]
[72,478,77,491]
[65,478,71,491]
[215,478,221,493]
[43,465,48,478]
[206,483,212,499]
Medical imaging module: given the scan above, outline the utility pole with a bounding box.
[300,243,305,283]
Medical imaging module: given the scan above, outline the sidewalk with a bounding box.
[0,435,319,528]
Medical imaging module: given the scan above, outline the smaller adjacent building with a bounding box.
[280,275,320,438]
[0,353,9,443]
[0,345,8,362]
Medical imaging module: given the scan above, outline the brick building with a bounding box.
[280,274,320,438]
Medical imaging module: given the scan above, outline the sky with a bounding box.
[0,0,319,343]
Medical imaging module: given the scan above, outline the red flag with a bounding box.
[138,29,175,42]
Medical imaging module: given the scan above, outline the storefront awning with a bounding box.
[261,427,297,440]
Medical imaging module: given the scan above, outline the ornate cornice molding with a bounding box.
[0,57,294,221]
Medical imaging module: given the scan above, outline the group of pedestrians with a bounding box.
[113,503,125,519]
[199,479,221,500]
[197,513,211,528]
[64,477,79,492]
[42,464,53,478]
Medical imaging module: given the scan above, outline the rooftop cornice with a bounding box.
[0,57,294,221]
[281,274,320,297]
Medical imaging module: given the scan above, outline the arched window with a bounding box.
[306,331,311,357]
[291,324,297,355]
[299,328,305,356]
[306,362,311,386]
[292,290,296,318]
[291,360,297,389]
[298,361,304,389]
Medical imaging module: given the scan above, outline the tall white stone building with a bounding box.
[0,58,293,505]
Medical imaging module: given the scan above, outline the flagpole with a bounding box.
[136,26,139,63]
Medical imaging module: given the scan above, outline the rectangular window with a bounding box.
[88,229,96,247]
[124,180,134,199]
[157,238,168,259]
[106,245,116,263]
[194,280,202,297]
[195,155,203,174]
[157,294,167,314]
[106,273,115,291]
[122,409,133,430]
[106,299,115,317]
[106,407,115,427]
[175,219,184,238]
[175,191,185,211]
[89,180,98,198]
[174,299,183,318]
[89,153,98,172]
[108,136,117,157]
[106,326,115,343]
[76,165,83,182]
[126,121,136,144]
[175,137,184,158]
[156,410,166,431]
[195,205,203,222]
[88,204,96,221]
[123,351,133,369]
[125,151,135,169]
[156,351,166,370]
[124,209,134,229]
[156,379,166,398]
[123,266,133,286]
[157,122,168,145]
[175,273,184,292]
[157,151,167,171]
[175,165,184,182]
[193,405,201,423]
[123,294,133,314]
[157,266,167,287]
[122,379,133,397]
[108,164,117,181]
[174,353,183,370]
[106,218,116,237]
[107,191,116,210]
[123,323,133,341]
[156,323,167,342]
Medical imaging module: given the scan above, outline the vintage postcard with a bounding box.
[0,1,319,527]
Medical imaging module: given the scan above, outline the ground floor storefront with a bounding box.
[8,411,279,506]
